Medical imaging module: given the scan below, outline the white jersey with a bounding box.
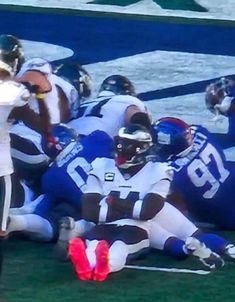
[51,73,79,120]
[85,158,172,200]
[17,58,79,124]
[0,81,29,176]
[68,91,148,138]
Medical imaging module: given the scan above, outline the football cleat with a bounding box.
[93,240,110,282]
[185,237,224,270]
[224,244,235,260]
[69,237,92,281]
[55,217,77,261]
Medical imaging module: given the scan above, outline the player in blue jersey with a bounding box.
[151,116,235,230]
[7,124,113,246]
[205,77,235,148]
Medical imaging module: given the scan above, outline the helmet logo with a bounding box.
[158,131,171,145]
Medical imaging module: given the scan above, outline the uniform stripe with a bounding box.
[132,199,143,219]
[127,238,149,254]
[0,175,12,231]
[99,197,109,222]
[11,148,49,164]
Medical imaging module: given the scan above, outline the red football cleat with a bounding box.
[93,240,110,282]
[69,237,92,281]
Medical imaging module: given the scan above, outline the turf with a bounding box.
[1,232,235,302]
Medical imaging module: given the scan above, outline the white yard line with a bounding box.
[125,264,211,275]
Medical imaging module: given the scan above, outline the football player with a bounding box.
[205,77,235,148]
[7,124,113,248]
[152,116,235,231]
[10,57,92,193]
[0,49,51,275]
[67,124,225,282]
[68,74,152,138]
[0,34,25,74]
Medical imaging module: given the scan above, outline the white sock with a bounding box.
[10,194,45,215]
[25,214,54,241]
[109,241,128,272]
[86,239,99,269]
[7,214,53,242]
[7,215,27,233]
[20,181,35,205]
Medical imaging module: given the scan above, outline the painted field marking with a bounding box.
[125,265,211,275]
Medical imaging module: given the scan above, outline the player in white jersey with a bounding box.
[0,37,57,275]
[0,32,92,196]
[68,74,151,138]
[10,58,92,181]
[67,124,223,282]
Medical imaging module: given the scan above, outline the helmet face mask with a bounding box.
[42,124,78,159]
[0,34,25,75]
[152,117,193,161]
[54,63,92,99]
[205,77,235,115]
[99,74,136,96]
[114,124,154,170]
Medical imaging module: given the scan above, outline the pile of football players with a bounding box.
[1,34,235,281]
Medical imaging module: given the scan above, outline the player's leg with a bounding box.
[0,175,12,275]
[155,222,224,269]
[152,201,198,239]
[154,202,234,261]
[6,213,54,242]
[55,216,95,261]
[69,224,149,281]
[7,193,57,241]
[193,231,235,260]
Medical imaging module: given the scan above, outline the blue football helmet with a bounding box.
[42,124,78,159]
[151,117,193,160]
[99,74,136,96]
[114,124,154,169]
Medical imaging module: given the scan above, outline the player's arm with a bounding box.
[82,192,165,223]
[9,102,51,136]
[10,71,53,136]
[82,176,170,223]
[82,173,126,223]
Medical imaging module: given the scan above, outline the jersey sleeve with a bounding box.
[148,162,173,197]
[84,174,103,194]
[0,81,30,107]
[83,157,108,194]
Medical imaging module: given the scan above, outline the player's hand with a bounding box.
[15,70,52,94]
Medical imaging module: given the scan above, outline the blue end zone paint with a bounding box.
[0,9,235,66]
[138,74,235,101]
[0,7,234,99]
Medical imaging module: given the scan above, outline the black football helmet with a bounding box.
[151,117,193,161]
[99,74,136,96]
[114,124,155,169]
[0,34,25,75]
[54,62,92,99]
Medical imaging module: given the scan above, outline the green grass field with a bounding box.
[1,232,235,302]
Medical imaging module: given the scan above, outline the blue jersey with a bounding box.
[169,125,235,229]
[34,130,113,217]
